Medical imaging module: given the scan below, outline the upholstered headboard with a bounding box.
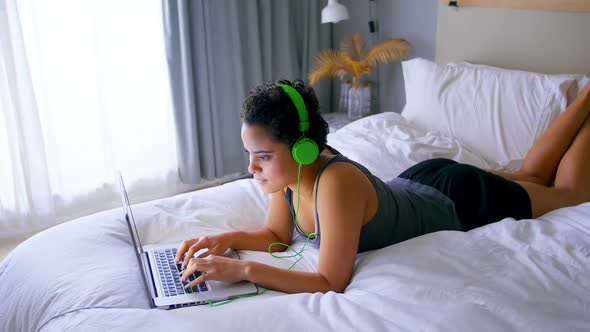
[435,2,590,74]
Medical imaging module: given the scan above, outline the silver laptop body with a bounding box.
[118,174,259,309]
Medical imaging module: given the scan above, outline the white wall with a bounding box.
[436,3,590,74]
[329,0,439,113]
[322,1,590,113]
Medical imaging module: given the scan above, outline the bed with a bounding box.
[2,57,590,332]
[3,19,590,330]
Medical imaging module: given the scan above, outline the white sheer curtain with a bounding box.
[0,0,192,240]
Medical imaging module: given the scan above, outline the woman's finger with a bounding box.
[197,247,213,259]
[182,238,208,269]
[175,238,197,263]
[186,272,209,289]
[180,257,199,282]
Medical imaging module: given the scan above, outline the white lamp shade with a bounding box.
[321,0,350,24]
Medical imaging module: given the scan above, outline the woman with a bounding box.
[176,79,590,294]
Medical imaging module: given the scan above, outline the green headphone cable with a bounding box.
[207,161,314,307]
[207,233,314,307]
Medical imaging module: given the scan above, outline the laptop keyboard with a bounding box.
[154,248,209,297]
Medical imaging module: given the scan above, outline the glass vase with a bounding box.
[347,86,362,121]
[339,80,351,113]
[361,81,375,117]
[347,81,374,121]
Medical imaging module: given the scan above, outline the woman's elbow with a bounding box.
[331,281,349,293]
[320,276,348,293]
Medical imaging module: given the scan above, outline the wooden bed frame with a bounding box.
[447,0,590,13]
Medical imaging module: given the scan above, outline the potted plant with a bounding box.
[309,33,411,120]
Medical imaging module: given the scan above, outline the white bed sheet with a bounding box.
[1,113,589,332]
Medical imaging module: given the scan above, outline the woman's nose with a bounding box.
[248,159,260,174]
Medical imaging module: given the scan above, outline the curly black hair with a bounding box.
[240,79,329,151]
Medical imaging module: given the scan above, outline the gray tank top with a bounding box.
[285,154,461,253]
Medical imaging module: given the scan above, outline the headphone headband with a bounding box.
[276,83,319,240]
[278,84,310,132]
[277,82,319,166]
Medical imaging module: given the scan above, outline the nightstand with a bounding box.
[322,112,352,132]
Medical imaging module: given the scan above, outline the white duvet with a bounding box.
[1,113,589,332]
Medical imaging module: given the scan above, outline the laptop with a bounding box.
[118,174,259,309]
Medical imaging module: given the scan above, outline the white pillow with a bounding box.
[401,58,576,163]
[449,61,588,106]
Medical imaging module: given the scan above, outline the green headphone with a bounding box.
[278,84,320,165]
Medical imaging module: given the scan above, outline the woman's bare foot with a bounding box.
[580,83,590,100]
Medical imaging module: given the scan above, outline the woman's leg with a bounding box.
[516,84,590,185]
[515,85,590,217]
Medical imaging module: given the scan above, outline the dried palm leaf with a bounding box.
[364,39,411,67]
[309,50,354,85]
[308,33,412,87]
[340,32,366,61]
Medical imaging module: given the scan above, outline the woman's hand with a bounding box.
[180,255,247,288]
[175,233,233,269]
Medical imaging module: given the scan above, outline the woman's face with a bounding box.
[241,123,298,193]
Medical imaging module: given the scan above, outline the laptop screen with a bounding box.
[118,173,155,307]
[118,174,144,255]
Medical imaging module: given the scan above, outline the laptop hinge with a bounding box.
[141,251,158,308]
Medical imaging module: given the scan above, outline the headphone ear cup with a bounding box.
[292,138,319,165]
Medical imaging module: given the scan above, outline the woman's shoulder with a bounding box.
[315,156,378,231]
[317,156,373,194]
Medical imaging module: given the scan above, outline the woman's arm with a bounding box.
[309,162,368,292]
[183,164,370,293]
[177,190,294,264]
[229,189,295,252]
[243,261,333,293]
[181,255,332,293]
[223,228,285,252]
[204,163,368,294]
